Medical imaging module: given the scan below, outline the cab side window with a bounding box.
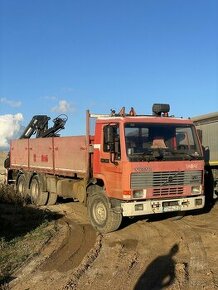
[103,125,121,159]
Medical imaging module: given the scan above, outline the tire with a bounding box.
[17,174,27,198]
[30,176,48,206]
[47,192,58,205]
[87,186,122,234]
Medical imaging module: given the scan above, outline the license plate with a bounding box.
[163,205,180,212]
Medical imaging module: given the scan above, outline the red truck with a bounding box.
[5,104,205,233]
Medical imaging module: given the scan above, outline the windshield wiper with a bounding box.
[181,152,200,160]
[166,149,200,160]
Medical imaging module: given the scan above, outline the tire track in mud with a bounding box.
[67,215,218,290]
[10,218,98,290]
[64,233,103,290]
[70,219,182,290]
[71,220,176,290]
[41,219,95,272]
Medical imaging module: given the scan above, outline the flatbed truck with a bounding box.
[5,104,205,233]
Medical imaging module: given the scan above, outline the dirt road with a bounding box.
[9,200,218,290]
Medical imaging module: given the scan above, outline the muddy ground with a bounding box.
[8,201,218,290]
[0,153,218,289]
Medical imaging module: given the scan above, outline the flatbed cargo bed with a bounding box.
[10,136,89,177]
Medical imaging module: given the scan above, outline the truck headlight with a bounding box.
[191,185,202,195]
[133,189,146,198]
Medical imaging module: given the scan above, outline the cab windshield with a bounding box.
[124,123,203,162]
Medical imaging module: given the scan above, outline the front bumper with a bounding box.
[121,195,205,217]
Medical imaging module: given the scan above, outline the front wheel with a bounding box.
[87,187,122,234]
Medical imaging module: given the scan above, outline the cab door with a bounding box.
[99,124,123,198]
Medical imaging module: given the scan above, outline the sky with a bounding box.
[0,0,217,149]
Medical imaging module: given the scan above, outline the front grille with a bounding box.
[153,171,185,187]
[153,187,184,196]
[131,170,202,196]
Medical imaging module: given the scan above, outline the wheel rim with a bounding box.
[31,179,39,202]
[18,181,24,195]
[18,177,26,197]
[93,201,107,225]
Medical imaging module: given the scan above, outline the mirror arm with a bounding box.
[109,151,118,166]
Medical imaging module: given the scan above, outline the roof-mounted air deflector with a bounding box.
[152,104,170,116]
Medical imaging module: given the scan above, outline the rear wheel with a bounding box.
[87,186,122,234]
[30,176,48,206]
[17,174,27,198]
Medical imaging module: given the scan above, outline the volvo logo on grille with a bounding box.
[162,172,180,186]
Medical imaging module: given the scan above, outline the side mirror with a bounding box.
[203,146,210,164]
[104,125,115,146]
[104,125,119,165]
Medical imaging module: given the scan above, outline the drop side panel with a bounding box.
[10,139,29,168]
[29,138,53,171]
[53,136,87,176]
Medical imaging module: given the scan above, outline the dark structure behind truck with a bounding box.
[192,112,218,200]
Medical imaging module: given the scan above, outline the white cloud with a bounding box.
[0,97,22,108]
[0,113,24,149]
[51,100,75,113]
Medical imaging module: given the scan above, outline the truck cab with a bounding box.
[87,105,205,232]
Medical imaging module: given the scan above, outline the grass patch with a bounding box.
[0,185,63,288]
[0,184,25,205]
